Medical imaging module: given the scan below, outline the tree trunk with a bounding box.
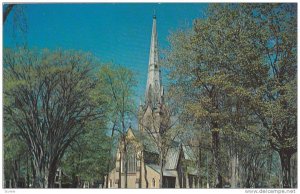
[34,168,46,188]
[105,161,110,188]
[267,151,273,187]
[118,151,122,188]
[159,152,164,188]
[231,152,237,188]
[124,141,128,188]
[31,156,59,188]
[106,122,116,188]
[26,154,30,188]
[212,129,222,188]
[31,159,36,187]
[139,158,142,188]
[12,159,18,188]
[71,174,78,188]
[143,153,149,188]
[32,157,48,188]
[121,115,127,188]
[197,146,201,188]
[279,149,292,188]
[47,164,57,188]
[206,151,209,188]
[290,154,297,188]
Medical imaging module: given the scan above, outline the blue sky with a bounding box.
[3,3,208,102]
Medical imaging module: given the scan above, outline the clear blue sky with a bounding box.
[4,3,208,102]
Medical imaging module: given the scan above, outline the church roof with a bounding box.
[130,129,196,171]
[182,145,195,160]
[146,164,177,177]
[164,146,180,170]
[130,129,159,154]
[187,166,199,176]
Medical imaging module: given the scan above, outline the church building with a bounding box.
[105,14,200,189]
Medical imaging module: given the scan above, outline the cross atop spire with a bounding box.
[153,9,156,19]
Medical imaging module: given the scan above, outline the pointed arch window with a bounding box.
[128,153,137,173]
[152,178,156,188]
[121,154,136,173]
[121,145,137,173]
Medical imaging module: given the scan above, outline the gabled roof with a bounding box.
[164,147,180,170]
[127,128,196,170]
[146,164,177,177]
[187,166,198,176]
[182,145,196,161]
[130,128,159,154]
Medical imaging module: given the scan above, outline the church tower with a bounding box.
[139,13,168,137]
[145,12,164,109]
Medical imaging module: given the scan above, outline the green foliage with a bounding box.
[61,120,111,183]
[164,3,296,188]
[94,63,137,188]
[4,129,27,180]
[3,47,107,187]
[95,63,137,134]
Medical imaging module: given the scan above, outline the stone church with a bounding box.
[105,14,200,189]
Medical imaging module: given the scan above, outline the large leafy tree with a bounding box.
[95,64,137,188]
[246,3,297,188]
[164,3,296,188]
[3,48,106,188]
[61,120,111,188]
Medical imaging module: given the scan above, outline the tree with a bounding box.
[3,4,27,46]
[164,17,233,188]
[4,126,30,188]
[61,120,111,188]
[245,4,297,188]
[138,87,184,188]
[3,4,16,24]
[96,64,137,188]
[3,48,106,188]
[164,3,296,188]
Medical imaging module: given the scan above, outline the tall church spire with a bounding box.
[145,13,163,108]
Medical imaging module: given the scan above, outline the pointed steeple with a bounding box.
[145,13,162,108]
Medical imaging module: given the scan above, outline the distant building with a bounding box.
[105,14,200,189]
